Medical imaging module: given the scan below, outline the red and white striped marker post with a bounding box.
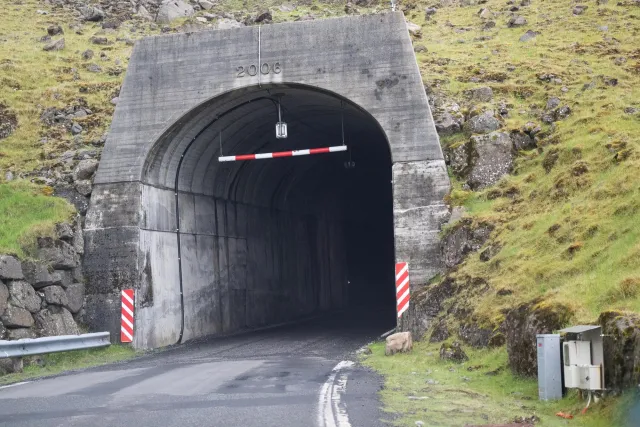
[218,145,347,162]
[121,289,134,343]
[395,262,410,318]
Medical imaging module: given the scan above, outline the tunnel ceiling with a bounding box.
[143,85,391,213]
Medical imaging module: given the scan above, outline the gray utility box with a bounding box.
[536,334,563,400]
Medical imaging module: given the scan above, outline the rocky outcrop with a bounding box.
[504,299,573,377]
[441,219,493,268]
[156,0,195,24]
[433,102,465,135]
[463,111,501,134]
[402,277,457,340]
[467,131,514,189]
[599,311,640,391]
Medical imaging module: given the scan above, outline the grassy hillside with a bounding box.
[413,0,640,325]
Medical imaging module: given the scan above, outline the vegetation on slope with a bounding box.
[363,340,635,427]
[0,181,74,255]
[411,0,640,326]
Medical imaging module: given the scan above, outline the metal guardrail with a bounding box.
[0,332,110,359]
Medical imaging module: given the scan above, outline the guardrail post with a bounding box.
[11,357,23,373]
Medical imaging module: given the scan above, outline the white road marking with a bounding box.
[317,360,354,427]
[0,382,30,391]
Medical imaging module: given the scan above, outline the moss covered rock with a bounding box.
[504,299,573,377]
[599,310,640,391]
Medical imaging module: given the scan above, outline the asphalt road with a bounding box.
[0,310,393,427]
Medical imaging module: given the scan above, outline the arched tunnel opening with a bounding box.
[141,84,396,342]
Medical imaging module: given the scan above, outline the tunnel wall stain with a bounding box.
[84,12,450,348]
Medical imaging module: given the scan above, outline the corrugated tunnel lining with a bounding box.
[143,85,390,211]
[140,84,395,342]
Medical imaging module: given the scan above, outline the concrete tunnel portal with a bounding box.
[83,13,451,349]
[144,84,397,342]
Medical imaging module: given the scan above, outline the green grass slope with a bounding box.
[412,0,640,325]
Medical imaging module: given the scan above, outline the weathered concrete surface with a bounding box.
[86,12,450,348]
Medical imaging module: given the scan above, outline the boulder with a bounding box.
[156,0,195,24]
[44,286,68,306]
[79,6,106,22]
[439,341,468,363]
[75,179,93,196]
[255,10,272,23]
[466,86,493,102]
[43,38,65,51]
[199,0,215,10]
[7,328,36,340]
[56,222,74,241]
[406,22,422,38]
[507,15,527,27]
[441,219,493,268]
[0,282,8,316]
[37,238,79,270]
[82,49,94,60]
[65,283,85,314]
[22,261,63,289]
[0,320,5,339]
[7,281,41,313]
[47,25,63,36]
[463,112,500,134]
[505,299,573,377]
[385,332,413,356]
[445,141,473,177]
[434,103,464,135]
[35,306,80,336]
[546,96,561,111]
[89,37,108,45]
[510,130,536,151]
[519,30,538,42]
[573,5,588,15]
[70,122,83,135]
[1,306,34,328]
[467,131,514,190]
[0,255,24,280]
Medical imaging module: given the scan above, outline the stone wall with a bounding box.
[0,218,85,341]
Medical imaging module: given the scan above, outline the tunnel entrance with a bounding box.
[84,13,451,348]
[141,85,396,342]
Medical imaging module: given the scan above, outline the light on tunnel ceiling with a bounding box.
[275,98,287,139]
[275,121,287,139]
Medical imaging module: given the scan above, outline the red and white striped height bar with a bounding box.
[121,289,134,343]
[218,145,347,162]
[395,262,410,318]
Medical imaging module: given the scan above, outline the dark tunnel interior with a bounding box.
[142,84,397,339]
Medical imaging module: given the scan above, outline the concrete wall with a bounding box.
[85,12,450,348]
